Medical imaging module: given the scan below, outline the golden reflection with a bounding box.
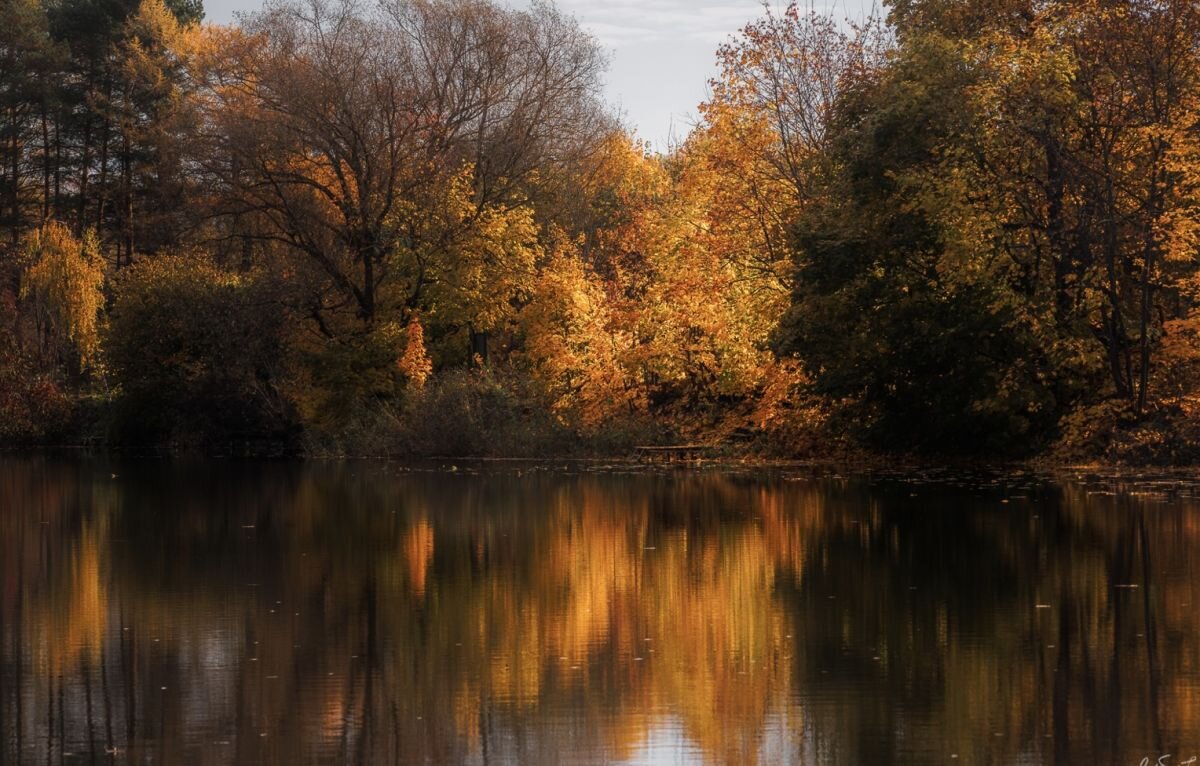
[403,519,435,599]
[27,521,107,676]
[7,463,1200,765]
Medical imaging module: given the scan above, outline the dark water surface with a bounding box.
[2,457,1199,765]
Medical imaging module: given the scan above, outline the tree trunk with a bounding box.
[53,114,62,218]
[470,327,489,366]
[95,79,113,235]
[1102,174,1131,400]
[9,108,21,244]
[122,131,133,265]
[360,242,376,323]
[1136,161,1164,416]
[1137,264,1153,415]
[40,105,50,224]
[77,111,92,234]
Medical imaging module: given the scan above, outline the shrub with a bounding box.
[406,369,574,457]
[0,276,75,444]
[0,357,74,443]
[106,253,296,452]
[304,367,579,458]
[286,321,406,436]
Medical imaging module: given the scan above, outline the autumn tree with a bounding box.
[520,235,637,427]
[106,0,195,262]
[188,0,607,343]
[773,33,1060,451]
[18,221,105,372]
[776,0,1200,451]
[924,0,1200,417]
[698,4,890,298]
[520,131,797,439]
[572,4,888,441]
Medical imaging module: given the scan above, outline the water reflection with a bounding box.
[1,457,1199,764]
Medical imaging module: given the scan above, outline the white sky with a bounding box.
[203,0,877,150]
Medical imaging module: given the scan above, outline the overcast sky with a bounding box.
[201,0,876,150]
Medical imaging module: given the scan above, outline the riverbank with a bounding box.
[5,369,1199,468]
[8,438,1200,474]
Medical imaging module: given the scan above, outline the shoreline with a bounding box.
[6,443,1200,476]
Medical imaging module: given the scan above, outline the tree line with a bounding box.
[2,0,1200,460]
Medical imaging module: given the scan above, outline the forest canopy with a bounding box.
[3,0,1200,462]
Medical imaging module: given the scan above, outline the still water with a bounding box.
[1,456,1199,765]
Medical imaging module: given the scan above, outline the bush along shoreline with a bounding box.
[5,367,1199,468]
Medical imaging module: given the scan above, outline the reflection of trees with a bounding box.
[3,461,1200,764]
[776,479,1200,765]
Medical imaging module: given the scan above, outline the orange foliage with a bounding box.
[398,316,432,389]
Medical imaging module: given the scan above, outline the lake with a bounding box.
[1,456,1198,765]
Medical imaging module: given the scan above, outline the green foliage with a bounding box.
[289,322,406,433]
[163,0,202,25]
[107,254,294,451]
[775,38,1059,454]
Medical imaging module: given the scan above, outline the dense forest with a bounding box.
[2,0,1200,461]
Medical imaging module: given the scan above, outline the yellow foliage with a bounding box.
[424,166,542,334]
[125,0,184,54]
[524,130,794,435]
[521,243,638,426]
[19,222,106,370]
